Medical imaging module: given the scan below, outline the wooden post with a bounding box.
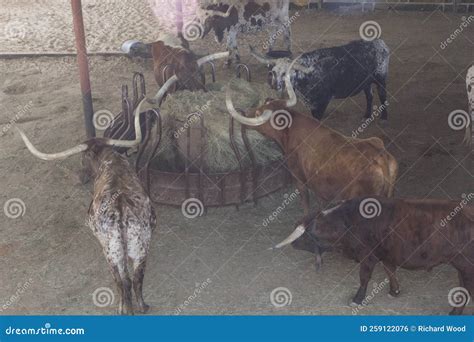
[71,0,95,138]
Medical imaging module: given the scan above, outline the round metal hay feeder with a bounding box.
[104,68,290,209]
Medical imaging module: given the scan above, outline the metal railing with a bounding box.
[304,0,474,11]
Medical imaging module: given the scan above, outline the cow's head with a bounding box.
[225,57,299,137]
[16,98,148,183]
[197,4,237,43]
[249,46,313,91]
[151,38,229,95]
[17,74,183,180]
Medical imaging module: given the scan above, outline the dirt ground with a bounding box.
[0,1,473,315]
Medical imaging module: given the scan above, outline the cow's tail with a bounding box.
[374,39,389,78]
[385,151,398,197]
[365,137,398,197]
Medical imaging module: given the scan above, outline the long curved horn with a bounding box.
[196,51,229,67]
[270,224,306,250]
[285,58,299,107]
[148,75,178,105]
[16,128,88,161]
[249,45,275,65]
[16,98,148,161]
[104,97,146,147]
[225,91,273,126]
[292,63,313,73]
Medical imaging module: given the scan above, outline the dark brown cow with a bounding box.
[273,196,474,315]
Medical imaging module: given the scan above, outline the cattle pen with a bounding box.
[0,0,472,317]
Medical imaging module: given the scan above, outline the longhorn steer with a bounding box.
[226,60,398,215]
[15,84,175,314]
[251,39,390,120]
[272,196,474,315]
[197,0,291,65]
[150,33,229,93]
[226,59,397,268]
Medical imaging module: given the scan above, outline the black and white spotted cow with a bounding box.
[251,39,390,120]
[196,0,291,65]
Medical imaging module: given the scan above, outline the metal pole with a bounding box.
[71,0,95,138]
[175,0,184,36]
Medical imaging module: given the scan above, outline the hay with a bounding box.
[150,79,283,172]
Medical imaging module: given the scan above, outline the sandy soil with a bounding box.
[0,1,473,315]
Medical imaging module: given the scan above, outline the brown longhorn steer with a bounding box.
[273,196,474,315]
[150,34,228,96]
[225,59,398,215]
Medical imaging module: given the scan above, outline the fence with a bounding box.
[295,0,474,11]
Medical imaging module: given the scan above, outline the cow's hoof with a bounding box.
[349,301,360,308]
[138,303,150,314]
[449,308,462,315]
[349,295,363,307]
[388,289,401,298]
[118,308,134,316]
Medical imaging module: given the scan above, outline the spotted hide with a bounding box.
[198,0,291,64]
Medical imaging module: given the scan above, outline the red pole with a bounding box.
[71,0,95,138]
